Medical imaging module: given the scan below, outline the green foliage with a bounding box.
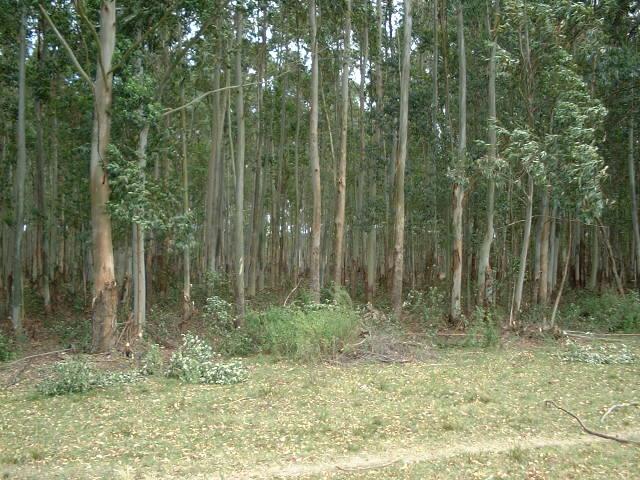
[37,358,95,396]
[561,292,640,333]
[50,317,92,352]
[244,305,360,361]
[38,357,148,397]
[0,331,15,362]
[140,344,164,376]
[559,339,636,365]
[203,296,234,324]
[464,307,501,349]
[167,333,247,385]
[403,287,447,325]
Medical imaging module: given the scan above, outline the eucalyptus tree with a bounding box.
[309,0,321,303]
[391,0,412,318]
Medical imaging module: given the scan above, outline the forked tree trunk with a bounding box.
[391,0,412,318]
[90,1,118,353]
[333,0,351,287]
[309,0,322,303]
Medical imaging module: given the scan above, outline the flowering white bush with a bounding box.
[167,333,247,384]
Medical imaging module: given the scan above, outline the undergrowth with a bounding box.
[242,303,360,361]
[561,291,640,333]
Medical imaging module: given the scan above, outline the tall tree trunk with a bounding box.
[450,2,466,323]
[309,0,322,303]
[180,89,192,325]
[233,6,246,322]
[628,118,640,285]
[511,174,534,325]
[90,1,118,353]
[333,0,351,287]
[131,122,149,340]
[588,224,599,290]
[11,8,27,336]
[477,0,499,307]
[538,187,551,303]
[366,0,384,304]
[391,0,412,318]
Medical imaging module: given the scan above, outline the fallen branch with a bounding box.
[601,403,640,423]
[545,400,640,445]
[0,348,72,370]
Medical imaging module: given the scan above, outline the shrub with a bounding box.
[403,287,447,325]
[167,333,247,384]
[37,358,95,396]
[561,291,640,333]
[464,307,500,348]
[38,357,149,397]
[245,305,360,361]
[0,332,14,362]
[140,343,164,375]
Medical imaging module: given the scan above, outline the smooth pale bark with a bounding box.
[477,1,499,307]
[205,66,221,275]
[628,118,640,284]
[548,219,572,329]
[11,9,27,336]
[391,0,412,318]
[588,224,599,290]
[35,20,51,313]
[309,0,321,303]
[248,20,265,298]
[131,122,149,340]
[180,89,192,325]
[366,0,384,304]
[233,6,246,323]
[511,175,534,325]
[333,0,351,287]
[538,188,551,303]
[450,3,466,323]
[90,1,118,353]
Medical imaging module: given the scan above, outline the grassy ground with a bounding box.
[0,342,639,479]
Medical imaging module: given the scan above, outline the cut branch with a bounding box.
[545,400,640,445]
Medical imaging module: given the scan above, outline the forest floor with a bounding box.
[1,342,639,479]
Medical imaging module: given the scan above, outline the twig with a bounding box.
[4,361,31,388]
[210,396,251,409]
[601,403,640,423]
[545,400,640,445]
[336,460,400,472]
[283,277,303,307]
[0,348,72,370]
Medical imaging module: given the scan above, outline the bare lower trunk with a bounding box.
[11,9,27,336]
[628,119,640,284]
[180,90,192,325]
[391,0,412,318]
[309,1,321,303]
[90,1,118,353]
[450,3,466,323]
[588,224,599,290]
[539,188,551,304]
[333,0,351,287]
[511,174,534,326]
[233,6,246,323]
[131,123,149,340]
